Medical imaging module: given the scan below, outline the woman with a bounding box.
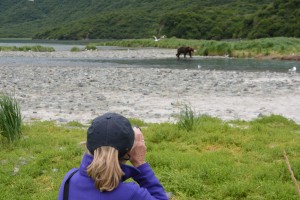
[58,112,168,200]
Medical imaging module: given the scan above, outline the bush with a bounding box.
[70,46,82,52]
[85,44,97,51]
[0,93,22,143]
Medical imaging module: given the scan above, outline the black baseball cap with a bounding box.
[87,112,134,158]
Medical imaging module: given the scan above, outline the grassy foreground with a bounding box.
[95,37,300,58]
[0,115,300,199]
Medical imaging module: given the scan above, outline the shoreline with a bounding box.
[1,46,300,60]
[0,50,300,124]
[256,54,300,61]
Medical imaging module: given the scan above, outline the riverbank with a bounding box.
[0,48,175,59]
[256,54,300,61]
[0,49,299,124]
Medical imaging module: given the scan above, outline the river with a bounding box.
[0,40,298,73]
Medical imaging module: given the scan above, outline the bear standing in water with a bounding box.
[176,47,194,59]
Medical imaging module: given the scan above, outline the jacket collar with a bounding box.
[79,153,140,181]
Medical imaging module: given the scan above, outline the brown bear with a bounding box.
[176,46,194,59]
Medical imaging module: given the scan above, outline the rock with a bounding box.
[56,118,68,123]
[77,82,84,87]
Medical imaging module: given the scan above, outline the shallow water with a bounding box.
[71,57,298,72]
[0,40,299,72]
[1,55,298,73]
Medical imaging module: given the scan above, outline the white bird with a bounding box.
[288,66,297,74]
[197,64,202,69]
[153,35,166,42]
[153,36,159,41]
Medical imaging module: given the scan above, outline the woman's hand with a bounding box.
[129,127,146,167]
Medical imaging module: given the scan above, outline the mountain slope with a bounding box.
[0,0,299,40]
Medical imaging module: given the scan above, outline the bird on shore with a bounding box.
[153,35,166,42]
[288,66,297,74]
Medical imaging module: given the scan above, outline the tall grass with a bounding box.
[0,93,22,143]
[176,104,201,132]
[94,37,300,58]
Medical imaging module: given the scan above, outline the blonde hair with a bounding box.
[87,146,124,191]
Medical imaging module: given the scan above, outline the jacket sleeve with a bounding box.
[131,163,168,200]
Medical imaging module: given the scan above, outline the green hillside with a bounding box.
[0,0,299,40]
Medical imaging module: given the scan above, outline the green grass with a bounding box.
[1,37,298,58]
[85,44,97,51]
[0,114,300,199]
[70,45,97,52]
[70,46,82,52]
[0,45,55,52]
[0,93,22,143]
[95,37,300,58]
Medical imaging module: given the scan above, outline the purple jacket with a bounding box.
[58,154,168,200]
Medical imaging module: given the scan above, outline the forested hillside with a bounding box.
[0,0,299,40]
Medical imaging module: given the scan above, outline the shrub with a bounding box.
[85,44,97,51]
[70,46,81,52]
[0,93,22,143]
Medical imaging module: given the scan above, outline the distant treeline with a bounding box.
[0,0,299,40]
